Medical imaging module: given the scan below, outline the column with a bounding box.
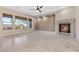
[12,15,15,30]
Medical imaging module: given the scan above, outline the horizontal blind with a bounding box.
[3,14,13,18]
[15,16,27,20]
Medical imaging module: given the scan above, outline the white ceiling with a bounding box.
[3,6,65,17]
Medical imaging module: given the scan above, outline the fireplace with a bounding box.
[59,23,70,33]
[56,19,75,37]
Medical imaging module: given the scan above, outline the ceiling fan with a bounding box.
[30,6,43,13]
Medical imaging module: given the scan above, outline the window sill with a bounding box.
[0,28,33,37]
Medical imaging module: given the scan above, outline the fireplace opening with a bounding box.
[59,23,70,33]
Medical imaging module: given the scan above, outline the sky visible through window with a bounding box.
[3,17,12,25]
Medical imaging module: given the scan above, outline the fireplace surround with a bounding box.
[56,19,75,37]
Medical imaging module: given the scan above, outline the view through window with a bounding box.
[15,16,27,29]
[3,14,13,30]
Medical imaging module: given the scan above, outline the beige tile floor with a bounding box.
[0,31,79,52]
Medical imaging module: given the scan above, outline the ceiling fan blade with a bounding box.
[30,9,37,10]
[40,6,43,9]
[38,10,42,13]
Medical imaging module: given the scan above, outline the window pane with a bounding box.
[3,17,12,25]
[28,18,32,28]
[3,15,13,30]
[15,18,27,29]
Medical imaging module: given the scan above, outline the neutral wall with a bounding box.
[75,7,79,42]
[55,7,75,20]
[32,18,38,30]
[36,16,55,31]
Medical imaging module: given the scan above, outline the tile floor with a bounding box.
[0,31,79,52]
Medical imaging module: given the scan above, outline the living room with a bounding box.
[1,1,79,59]
[0,6,79,52]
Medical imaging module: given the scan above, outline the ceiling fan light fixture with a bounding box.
[36,10,39,12]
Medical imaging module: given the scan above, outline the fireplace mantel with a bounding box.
[55,19,76,37]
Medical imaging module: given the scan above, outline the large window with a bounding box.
[2,14,13,30]
[2,14,31,30]
[15,16,27,29]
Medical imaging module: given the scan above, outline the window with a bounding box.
[2,14,13,30]
[28,18,32,28]
[15,16,27,29]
